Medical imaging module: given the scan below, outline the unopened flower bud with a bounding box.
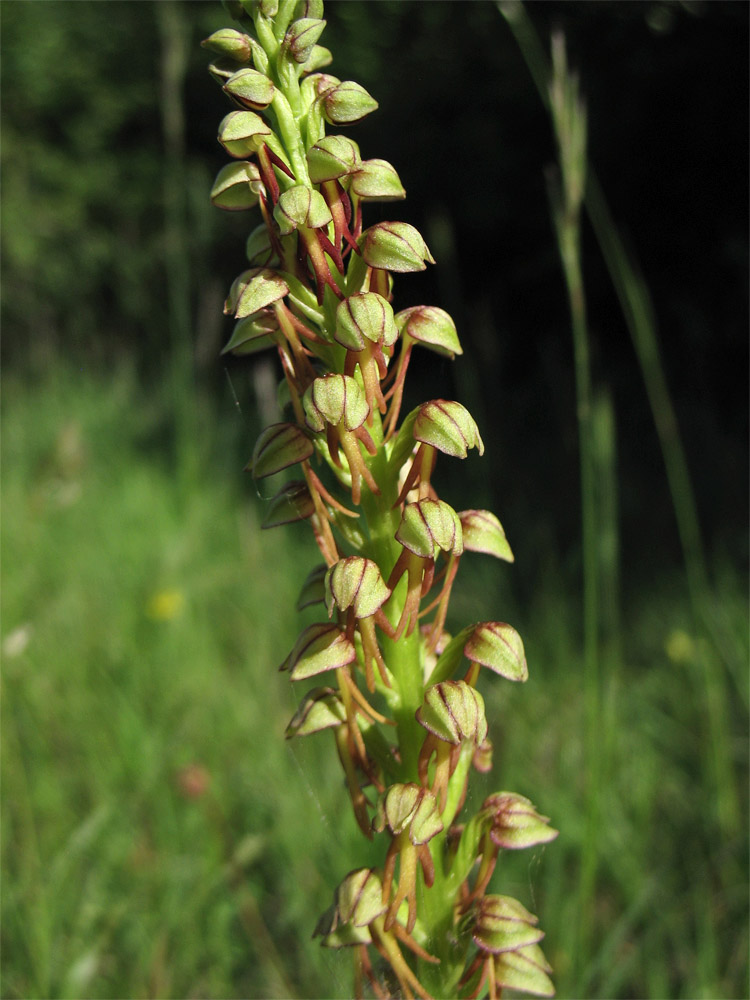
[296,0,324,17]
[201,28,254,62]
[396,305,462,358]
[378,783,443,845]
[249,422,313,478]
[253,0,279,17]
[261,480,314,528]
[223,67,275,110]
[210,161,263,211]
[334,292,397,352]
[350,159,406,201]
[296,564,328,611]
[245,224,277,267]
[493,943,555,998]
[217,110,272,158]
[472,895,545,956]
[362,221,434,273]
[335,868,388,927]
[416,680,488,746]
[325,557,391,620]
[300,44,333,73]
[481,792,558,849]
[396,498,463,560]
[414,400,484,459]
[284,17,327,64]
[285,686,347,737]
[221,311,277,356]
[303,374,369,432]
[459,510,514,561]
[322,80,378,124]
[274,184,332,234]
[280,622,356,680]
[224,268,289,318]
[307,135,362,183]
[464,621,527,682]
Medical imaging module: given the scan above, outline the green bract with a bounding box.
[207,3,555,995]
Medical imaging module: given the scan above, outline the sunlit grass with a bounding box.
[2,364,747,999]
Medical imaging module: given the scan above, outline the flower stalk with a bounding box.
[206,3,557,996]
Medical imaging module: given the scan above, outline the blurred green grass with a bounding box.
[2,364,747,999]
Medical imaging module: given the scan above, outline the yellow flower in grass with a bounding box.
[665,628,695,664]
[146,588,185,622]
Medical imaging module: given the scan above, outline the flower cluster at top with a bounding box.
[206,2,557,997]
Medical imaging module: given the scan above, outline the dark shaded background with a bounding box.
[2,0,747,595]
